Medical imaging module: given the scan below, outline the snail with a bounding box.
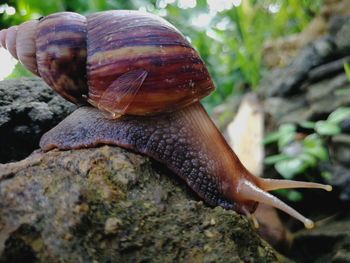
[0,10,332,229]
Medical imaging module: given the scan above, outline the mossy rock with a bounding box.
[0,146,284,262]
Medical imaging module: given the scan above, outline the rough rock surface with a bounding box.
[259,17,350,124]
[0,146,282,262]
[0,77,75,163]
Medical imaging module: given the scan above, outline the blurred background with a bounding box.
[0,0,323,112]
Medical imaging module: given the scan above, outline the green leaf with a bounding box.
[275,158,305,179]
[263,131,281,145]
[327,107,350,124]
[278,132,295,149]
[286,190,303,202]
[264,154,290,165]
[344,63,350,81]
[315,121,341,136]
[300,121,316,129]
[303,146,328,161]
[303,134,328,161]
[303,134,322,146]
[279,123,297,133]
[298,153,317,167]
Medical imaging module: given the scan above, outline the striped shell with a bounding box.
[0,10,215,117]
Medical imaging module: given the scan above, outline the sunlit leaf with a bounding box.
[327,107,350,124]
[303,145,328,161]
[263,131,281,144]
[264,154,290,165]
[278,132,295,149]
[300,121,316,129]
[344,63,350,81]
[279,123,296,133]
[298,153,317,166]
[275,158,305,179]
[315,120,341,136]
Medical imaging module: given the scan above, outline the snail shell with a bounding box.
[0,10,214,117]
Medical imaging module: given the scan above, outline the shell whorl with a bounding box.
[36,12,88,104]
[0,20,39,76]
[0,10,215,115]
[0,12,88,104]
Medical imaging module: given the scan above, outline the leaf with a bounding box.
[277,124,297,149]
[263,131,281,144]
[303,134,322,146]
[298,153,317,167]
[278,132,295,149]
[344,63,350,81]
[279,123,297,133]
[264,154,290,165]
[300,121,316,129]
[286,190,303,202]
[315,121,341,136]
[303,146,328,161]
[303,134,328,161]
[327,107,350,124]
[275,158,305,179]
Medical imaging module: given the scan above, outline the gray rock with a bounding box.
[0,78,75,163]
[332,134,350,166]
[259,37,335,98]
[335,19,350,51]
[0,146,284,263]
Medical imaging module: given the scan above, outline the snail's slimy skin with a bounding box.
[40,103,331,229]
[40,103,258,213]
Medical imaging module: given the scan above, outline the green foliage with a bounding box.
[264,127,328,179]
[5,63,32,79]
[1,0,322,109]
[264,106,350,201]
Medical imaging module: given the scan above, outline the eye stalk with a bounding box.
[236,176,332,228]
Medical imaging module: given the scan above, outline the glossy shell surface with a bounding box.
[1,10,215,115]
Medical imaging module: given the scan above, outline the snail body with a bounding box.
[0,10,332,228]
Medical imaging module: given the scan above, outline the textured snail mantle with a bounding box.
[0,10,332,228]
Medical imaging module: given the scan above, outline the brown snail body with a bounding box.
[0,10,332,228]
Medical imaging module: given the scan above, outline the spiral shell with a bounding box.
[0,10,215,117]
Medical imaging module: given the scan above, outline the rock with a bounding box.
[0,77,75,163]
[335,18,350,51]
[290,216,350,262]
[0,146,284,262]
[260,15,350,128]
[259,37,335,98]
[332,134,350,166]
[261,1,350,69]
[320,162,350,201]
